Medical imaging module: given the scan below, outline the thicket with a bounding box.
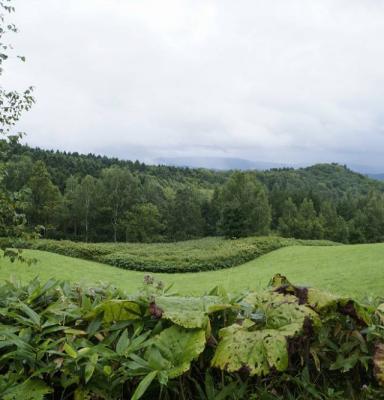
[0,275,383,399]
[26,236,336,273]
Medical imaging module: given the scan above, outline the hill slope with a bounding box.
[8,143,384,195]
[1,243,383,298]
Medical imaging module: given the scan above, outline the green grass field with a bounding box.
[1,243,383,299]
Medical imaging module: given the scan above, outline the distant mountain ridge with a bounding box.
[367,173,384,181]
[155,157,295,171]
[156,156,384,180]
[10,143,384,187]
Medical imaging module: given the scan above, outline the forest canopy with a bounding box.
[2,142,384,244]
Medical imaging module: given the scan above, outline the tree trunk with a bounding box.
[113,206,118,242]
[113,223,117,242]
[85,198,90,243]
[85,217,88,242]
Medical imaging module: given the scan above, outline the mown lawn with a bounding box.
[0,243,383,299]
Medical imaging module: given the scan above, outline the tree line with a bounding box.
[2,144,384,244]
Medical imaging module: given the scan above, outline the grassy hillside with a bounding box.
[1,243,383,299]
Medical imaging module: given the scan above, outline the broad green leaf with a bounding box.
[3,379,52,400]
[147,347,172,371]
[131,371,158,400]
[146,325,206,378]
[307,289,372,324]
[306,288,339,311]
[155,296,232,328]
[92,300,141,323]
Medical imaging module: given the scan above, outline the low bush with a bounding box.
[26,236,337,273]
[0,275,382,399]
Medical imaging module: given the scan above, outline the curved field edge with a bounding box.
[1,243,383,299]
[18,236,337,273]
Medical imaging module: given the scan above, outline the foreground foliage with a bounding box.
[0,274,383,399]
[20,236,337,273]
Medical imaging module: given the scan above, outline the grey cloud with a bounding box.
[3,0,384,168]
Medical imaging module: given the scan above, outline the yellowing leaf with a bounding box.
[242,291,320,332]
[306,288,337,310]
[84,353,98,383]
[374,343,384,387]
[376,304,384,324]
[211,322,288,376]
[212,289,321,377]
[103,365,112,376]
[63,343,78,359]
[64,328,87,336]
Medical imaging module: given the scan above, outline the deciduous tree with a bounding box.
[101,167,140,242]
[220,172,271,238]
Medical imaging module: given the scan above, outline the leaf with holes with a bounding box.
[242,291,320,334]
[211,320,289,376]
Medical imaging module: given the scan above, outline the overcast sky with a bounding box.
[4,0,384,169]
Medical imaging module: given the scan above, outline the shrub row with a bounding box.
[0,275,382,399]
[25,236,337,273]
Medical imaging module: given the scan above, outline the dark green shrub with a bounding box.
[26,236,338,273]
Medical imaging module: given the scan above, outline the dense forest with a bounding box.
[2,141,384,244]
